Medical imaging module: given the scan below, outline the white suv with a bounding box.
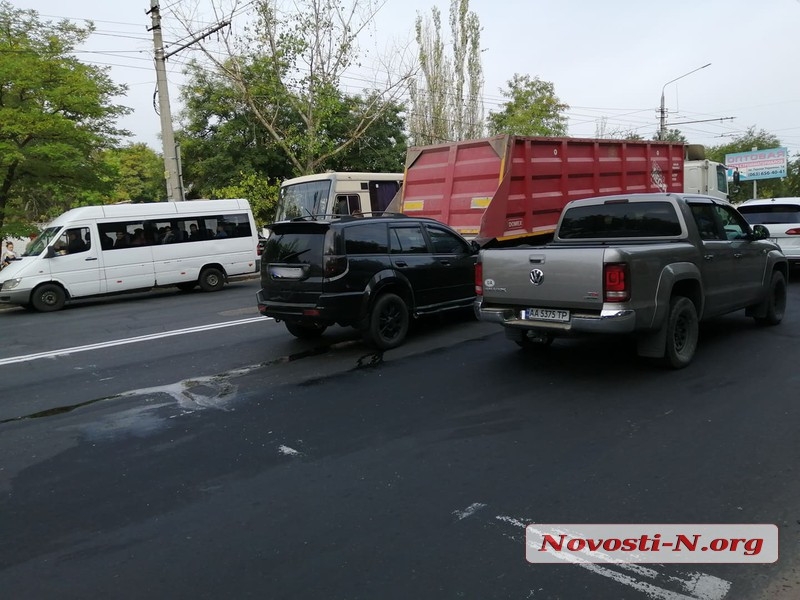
[738,197,800,267]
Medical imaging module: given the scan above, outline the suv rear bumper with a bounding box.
[256,289,361,325]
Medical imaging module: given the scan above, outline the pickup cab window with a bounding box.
[559,201,682,239]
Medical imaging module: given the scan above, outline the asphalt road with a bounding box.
[1,279,799,599]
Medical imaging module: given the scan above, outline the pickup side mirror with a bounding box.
[752,224,771,240]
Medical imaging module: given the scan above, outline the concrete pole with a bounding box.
[149,1,183,201]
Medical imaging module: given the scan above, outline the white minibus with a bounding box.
[274,171,402,222]
[0,199,258,312]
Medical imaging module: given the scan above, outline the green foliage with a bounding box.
[487,74,569,137]
[190,0,412,177]
[410,0,484,144]
[0,2,131,230]
[211,172,280,228]
[178,60,408,197]
[659,129,687,143]
[101,144,165,203]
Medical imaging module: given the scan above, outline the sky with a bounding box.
[12,0,800,157]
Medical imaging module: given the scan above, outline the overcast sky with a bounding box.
[13,0,800,156]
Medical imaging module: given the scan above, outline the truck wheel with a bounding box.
[31,284,66,312]
[754,271,786,326]
[663,296,698,369]
[365,293,409,350]
[199,267,225,292]
[285,321,327,339]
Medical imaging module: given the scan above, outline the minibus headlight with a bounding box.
[1,278,22,290]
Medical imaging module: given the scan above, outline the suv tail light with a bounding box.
[785,228,800,235]
[475,262,483,296]
[604,263,629,302]
[324,255,348,278]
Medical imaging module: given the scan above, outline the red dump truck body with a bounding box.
[394,135,685,245]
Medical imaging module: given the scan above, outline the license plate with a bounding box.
[270,266,304,280]
[522,307,570,322]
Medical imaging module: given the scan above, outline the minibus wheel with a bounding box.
[32,284,66,312]
[199,267,225,292]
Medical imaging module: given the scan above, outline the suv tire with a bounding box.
[365,293,409,350]
[285,321,327,339]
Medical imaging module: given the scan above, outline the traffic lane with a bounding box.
[1,312,799,598]
[0,307,492,422]
[0,278,264,360]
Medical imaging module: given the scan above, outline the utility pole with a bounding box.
[146,2,230,202]
[148,1,182,201]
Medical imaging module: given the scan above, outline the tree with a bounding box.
[0,2,130,234]
[658,128,687,143]
[176,0,414,177]
[487,74,568,137]
[178,58,295,197]
[409,0,484,144]
[211,171,281,229]
[177,64,408,198]
[102,144,166,203]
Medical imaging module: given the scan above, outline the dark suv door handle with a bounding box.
[439,260,451,266]
[395,260,407,267]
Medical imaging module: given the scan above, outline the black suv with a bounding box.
[256,214,477,349]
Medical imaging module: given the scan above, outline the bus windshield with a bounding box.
[276,180,332,221]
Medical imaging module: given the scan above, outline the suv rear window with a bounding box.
[559,201,682,239]
[264,230,326,264]
[738,204,800,224]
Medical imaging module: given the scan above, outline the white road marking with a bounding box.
[278,445,301,456]
[453,502,487,520]
[494,515,731,600]
[0,317,271,366]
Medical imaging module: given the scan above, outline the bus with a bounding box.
[274,172,403,222]
[0,199,258,312]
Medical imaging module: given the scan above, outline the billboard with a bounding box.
[725,147,788,181]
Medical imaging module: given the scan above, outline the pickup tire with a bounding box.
[365,292,409,350]
[285,321,327,339]
[754,271,786,326]
[663,296,699,369]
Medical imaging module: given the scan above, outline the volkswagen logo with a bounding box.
[529,269,544,285]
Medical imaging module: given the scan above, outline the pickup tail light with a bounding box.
[604,263,630,302]
[785,228,800,235]
[475,262,483,296]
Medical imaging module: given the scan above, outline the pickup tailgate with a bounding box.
[481,246,607,310]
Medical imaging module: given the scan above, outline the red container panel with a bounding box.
[400,135,685,242]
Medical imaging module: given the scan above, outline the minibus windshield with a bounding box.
[23,227,61,256]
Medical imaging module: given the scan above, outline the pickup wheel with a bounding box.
[365,293,409,350]
[663,296,698,369]
[754,271,786,326]
[285,321,327,339]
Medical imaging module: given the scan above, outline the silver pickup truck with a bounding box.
[476,193,788,368]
